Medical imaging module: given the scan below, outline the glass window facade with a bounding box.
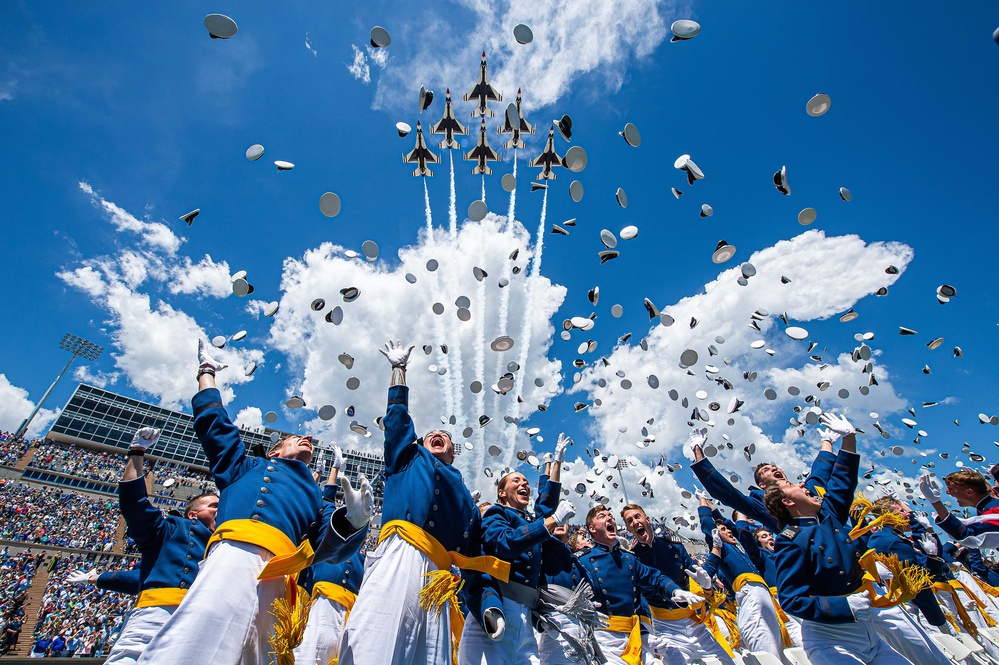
[48,383,386,503]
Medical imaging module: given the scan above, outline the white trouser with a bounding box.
[736,582,784,658]
[338,534,450,665]
[292,595,348,665]
[460,595,539,665]
[536,611,583,665]
[801,610,912,665]
[136,540,284,665]
[594,627,655,665]
[956,569,999,623]
[648,616,735,665]
[104,605,175,665]
[937,585,999,661]
[870,604,950,665]
[785,613,803,647]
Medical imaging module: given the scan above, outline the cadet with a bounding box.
[338,340,508,665]
[764,412,910,665]
[139,341,370,665]
[579,504,701,665]
[697,497,786,659]
[623,502,735,665]
[103,426,217,665]
[294,446,369,665]
[921,469,999,541]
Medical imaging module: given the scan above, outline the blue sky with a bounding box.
[2,1,998,520]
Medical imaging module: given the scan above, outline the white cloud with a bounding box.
[78,181,183,255]
[0,374,59,437]
[552,231,915,522]
[265,211,566,493]
[73,365,121,389]
[61,188,263,409]
[167,255,233,299]
[346,45,371,84]
[234,406,264,430]
[367,46,389,69]
[371,0,673,112]
[305,33,318,58]
[0,79,16,102]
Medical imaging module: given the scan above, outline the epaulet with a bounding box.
[780,526,801,540]
[574,547,591,558]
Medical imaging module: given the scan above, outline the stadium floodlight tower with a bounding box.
[14,333,104,439]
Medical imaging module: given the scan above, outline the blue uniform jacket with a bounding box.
[937,495,999,541]
[774,450,863,623]
[735,518,778,587]
[299,551,365,597]
[381,385,478,554]
[692,449,836,533]
[96,569,141,595]
[698,507,759,591]
[192,388,337,557]
[541,540,593,590]
[631,535,695,609]
[867,527,946,626]
[119,476,212,593]
[577,541,681,617]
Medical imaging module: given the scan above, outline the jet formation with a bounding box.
[403,52,566,182]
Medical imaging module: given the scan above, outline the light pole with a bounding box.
[14,333,103,439]
[615,459,631,505]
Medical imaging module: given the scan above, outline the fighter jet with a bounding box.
[529,127,566,180]
[402,122,440,177]
[430,89,468,150]
[497,88,535,149]
[463,52,502,118]
[463,118,501,175]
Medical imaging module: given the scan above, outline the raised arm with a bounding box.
[690,429,774,529]
[380,340,418,473]
[815,413,860,524]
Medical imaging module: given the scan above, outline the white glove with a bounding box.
[66,569,96,585]
[129,427,160,451]
[542,452,553,464]
[471,490,482,503]
[553,500,576,527]
[340,474,374,530]
[942,621,959,637]
[671,589,705,606]
[914,512,934,531]
[688,427,708,449]
[919,474,941,503]
[711,528,722,547]
[330,445,344,470]
[380,339,415,368]
[198,339,228,371]
[920,534,939,557]
[554,433,571,464]
[694,489,710,501]
[483,607,506,641]
[684,565,712,590]
[818,412,857,438]
[817,428,837,445]
[847,590,871,616]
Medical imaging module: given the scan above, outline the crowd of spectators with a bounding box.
[0,480,119,551]
[151,460,215,496]
[0,548,44,655]
[25,440,129,485]
[29,552,136,658]
[0,431,32,467]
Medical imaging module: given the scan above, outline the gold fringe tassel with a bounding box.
[268,577,314,665]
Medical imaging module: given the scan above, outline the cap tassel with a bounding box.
[268,577,314,665]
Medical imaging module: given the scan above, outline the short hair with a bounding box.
[990,464,999,485]
[185,493,217,517]
[870,496,900,518]
[586,504,609,528]
[753,527,772,541]
[944,470,989,496]
[268,435,295,454]
[620,504,646,520]
[753,462,777,487]
[567,530,582,551]
[763,484,792,529]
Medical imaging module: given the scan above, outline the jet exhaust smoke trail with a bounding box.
[423,177,455,420]
[444,151,464,425]
[473,239,487,470]
[506,186,548,452]
[449,151,458,240]
[489,150,518,424]
[481,174,486,205]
